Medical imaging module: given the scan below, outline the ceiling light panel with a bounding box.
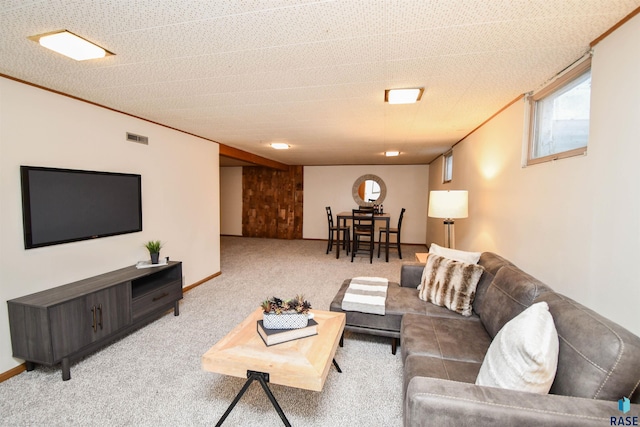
[385,88,424,104]
[30,30,111,61]
[271,143,289,150]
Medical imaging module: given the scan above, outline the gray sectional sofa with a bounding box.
[330,252,640,426]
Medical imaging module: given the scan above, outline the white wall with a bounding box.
[427,14,640,337]
[218,164,429,243]
[219,167,243,235]
[0,77,221,373]
[304,165,429,244]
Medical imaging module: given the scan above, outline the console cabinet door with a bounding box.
[89,283,131,340]
[49,283,131,361]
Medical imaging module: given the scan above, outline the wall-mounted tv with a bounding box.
[20,166,142,249]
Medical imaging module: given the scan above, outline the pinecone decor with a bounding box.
[261,295,312,330]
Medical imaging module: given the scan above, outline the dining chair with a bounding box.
[378,208,405,259]
[351,208,375,263]
[325,207,350,257]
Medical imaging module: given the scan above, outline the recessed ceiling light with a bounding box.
[385,151,400,157]
[28,30,113,61]
[270,143,290,150]
[385,88,424,104]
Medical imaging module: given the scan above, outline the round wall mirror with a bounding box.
[352,174,387,207]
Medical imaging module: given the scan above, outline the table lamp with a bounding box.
[428,190,468,249]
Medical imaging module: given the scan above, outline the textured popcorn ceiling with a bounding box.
[1,1,638,165]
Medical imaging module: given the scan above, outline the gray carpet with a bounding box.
[0,237,424,426]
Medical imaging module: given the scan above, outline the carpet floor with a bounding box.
[0,236,425,426]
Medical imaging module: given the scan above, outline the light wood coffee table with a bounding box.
[202,308,346,426]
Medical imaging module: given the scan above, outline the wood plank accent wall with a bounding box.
[242,166,303,239]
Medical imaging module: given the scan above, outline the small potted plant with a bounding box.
[261,295,312,330]
[144,240,163,264]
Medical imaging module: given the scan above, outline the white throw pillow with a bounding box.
[429,243,481,264]
[475,301,559,394]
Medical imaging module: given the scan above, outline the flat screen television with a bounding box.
[20,166,142,249]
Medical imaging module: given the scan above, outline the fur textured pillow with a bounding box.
[475,302,559,394]
[418,254,484,316]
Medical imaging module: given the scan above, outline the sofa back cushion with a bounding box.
[475,265,554,338]
[473,252,514,314]
[478,252,515,275]
[537,292,640,403]
[470,269,493,316]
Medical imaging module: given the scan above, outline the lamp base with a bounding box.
[444,220,455,249]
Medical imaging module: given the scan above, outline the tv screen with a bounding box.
[20,166,142,249]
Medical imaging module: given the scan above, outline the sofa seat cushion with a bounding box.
[475,265,554,338]
[403,354,481,395]
[330,279,425,335]
[423,300,482,320]
[401,313,491,365]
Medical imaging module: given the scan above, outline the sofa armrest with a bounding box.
[405,377,638,427]
[400,263,424,288]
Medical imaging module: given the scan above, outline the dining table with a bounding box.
[335,211,391,262]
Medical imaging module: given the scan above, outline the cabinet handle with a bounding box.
[152,292,169,302]
[91,306,97,332]
[97,304,103,330]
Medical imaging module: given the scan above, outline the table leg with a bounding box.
[215,370,291,427]
[385,225,390,262]
[332,358,342,373]
[336,218,347,259]
[336,225,340,259]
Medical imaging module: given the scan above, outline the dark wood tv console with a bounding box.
[7,261,183,381]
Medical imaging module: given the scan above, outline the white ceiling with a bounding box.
[1,1,638,166]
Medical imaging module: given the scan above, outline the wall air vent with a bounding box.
[126,132,148,145]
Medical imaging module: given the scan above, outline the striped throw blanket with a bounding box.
[341,277,389,315]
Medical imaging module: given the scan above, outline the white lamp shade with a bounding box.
[428,190,468,219]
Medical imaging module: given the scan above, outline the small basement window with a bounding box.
[527,57,591,165]
[443,151,453,183]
